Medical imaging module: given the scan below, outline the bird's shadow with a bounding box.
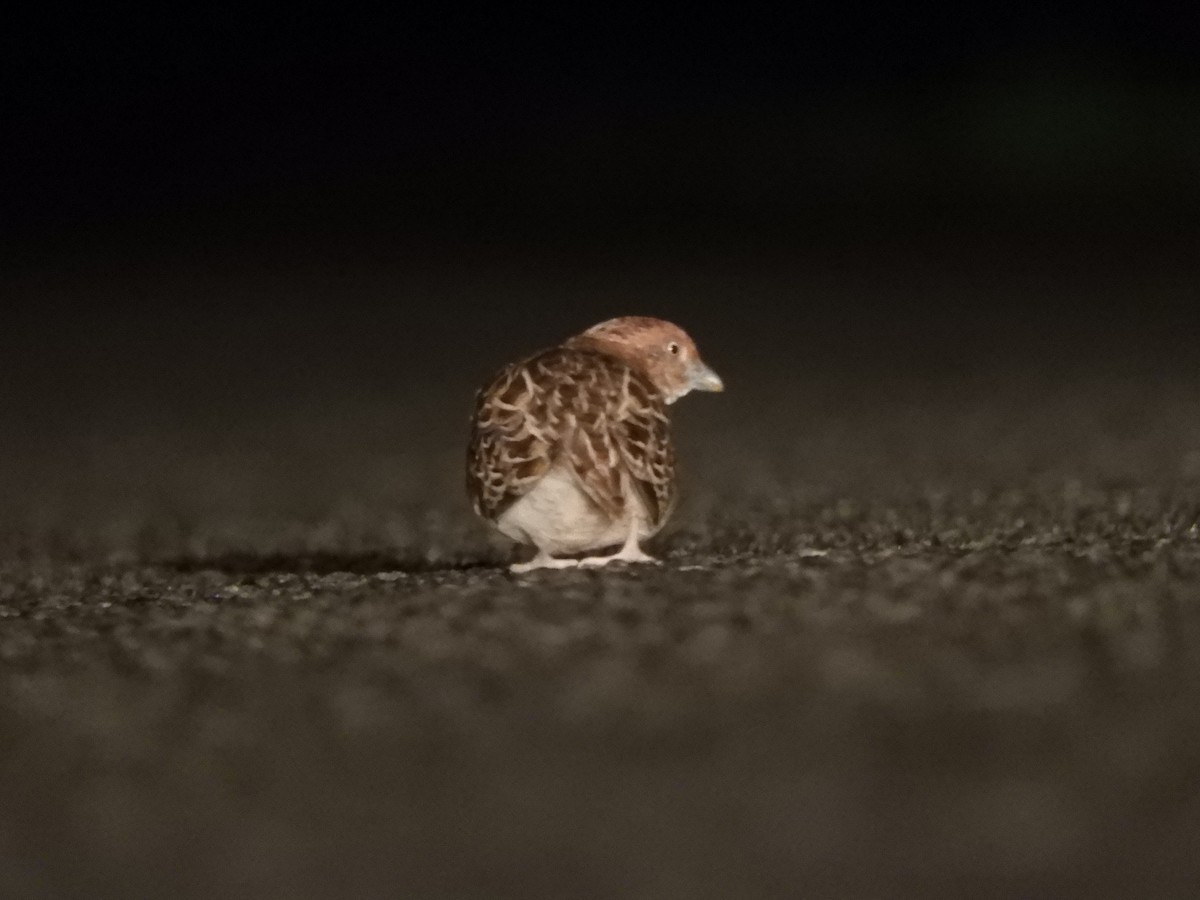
[161,550,503,577]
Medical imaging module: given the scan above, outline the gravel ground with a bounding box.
[4,247,1200,898]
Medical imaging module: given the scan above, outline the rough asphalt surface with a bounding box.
[3,245,1200,898]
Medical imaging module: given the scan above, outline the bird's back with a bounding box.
[466,344,676,530]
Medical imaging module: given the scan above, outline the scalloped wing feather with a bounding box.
[612,374,677,526]
[466,346,675,529]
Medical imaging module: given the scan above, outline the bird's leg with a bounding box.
[510,549,578,573]
[579,518,658,568]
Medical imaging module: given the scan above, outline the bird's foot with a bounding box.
[579,547,659,568]
[510,554,579,574]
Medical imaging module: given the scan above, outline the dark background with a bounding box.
[4,8,1200,899]
[6,6,1200,376]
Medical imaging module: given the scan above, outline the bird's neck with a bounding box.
[565,334,644,374]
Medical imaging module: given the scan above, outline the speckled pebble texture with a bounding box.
[3,249,1200,899]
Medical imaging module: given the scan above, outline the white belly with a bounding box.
[496,465,658,554]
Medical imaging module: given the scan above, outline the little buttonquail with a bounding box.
[466,316,724,572]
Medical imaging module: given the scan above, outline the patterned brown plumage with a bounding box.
[467,317,723,572]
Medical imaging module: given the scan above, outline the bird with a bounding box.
[466,316,724,572]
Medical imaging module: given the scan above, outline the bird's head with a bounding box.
[567,316,724,404]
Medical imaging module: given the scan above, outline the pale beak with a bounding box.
[688,361,724,393]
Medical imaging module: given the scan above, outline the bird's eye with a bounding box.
[668,342,680,355]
